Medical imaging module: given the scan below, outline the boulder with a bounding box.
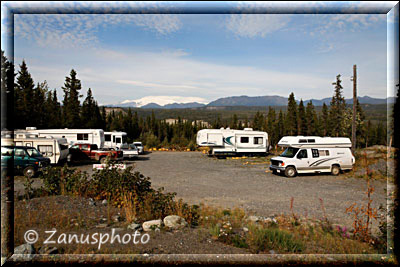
[127,223,142,231]
[163,215,188,230]
[14,244,34,254]
[142,219,162,231]
[248,215,261,222]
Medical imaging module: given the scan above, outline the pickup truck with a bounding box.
[67,143,123,164]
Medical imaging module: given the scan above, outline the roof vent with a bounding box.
[244,128,253,131]
[26,127,37,130]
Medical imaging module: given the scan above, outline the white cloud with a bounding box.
[226,14,291,38]
[24,47,347,105]
[14,14,182,48]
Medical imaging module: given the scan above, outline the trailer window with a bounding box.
[299,139,307,143]
[77,134,88,141]
[308,139,315,143]
[38,145,53,156]
[311,149,319,158]
[105,134,111,142]
[240,137,249,143]
[254,137,263,144]
[116,137,121,144]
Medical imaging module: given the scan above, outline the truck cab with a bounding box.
[1,146,51,177]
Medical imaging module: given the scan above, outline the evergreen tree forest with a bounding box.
[2,52,391,149]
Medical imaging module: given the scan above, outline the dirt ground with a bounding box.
[14,151,389,232]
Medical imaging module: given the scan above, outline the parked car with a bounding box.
[1,146,51,178]
[117,143,139,159]
[133,142,144,154]
[67,143,123,164]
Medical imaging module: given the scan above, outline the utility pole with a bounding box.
[351,65,357,152]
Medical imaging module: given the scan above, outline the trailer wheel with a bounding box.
[23,166,35,178]
[331,165,341,176]
[284,166,297,178]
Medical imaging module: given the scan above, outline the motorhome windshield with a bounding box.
[26,147,42,157]
[280,147,300,158]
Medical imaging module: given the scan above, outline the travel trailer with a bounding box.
[16,127,105,148]
[104,131,127,149]
[196,128,269,157]
[2,131,69,165]
[269,136,355,177]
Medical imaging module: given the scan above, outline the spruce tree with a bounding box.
[1,50,15,130]
[286,93,298,135]
[62,69,82,128]
[321,103,329,136]
[266,107,277,146]
[329,74,347,137]
[297,99,307,135]
[305,101,318,136]
[16,60,35,129]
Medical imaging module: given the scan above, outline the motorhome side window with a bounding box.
[318,150,330,156]
[105,134,111,142]
[254,137,263,144]
[240,137,249,143]
[116,137,121,144]
[77,134,89,140]
[311,149,319,158]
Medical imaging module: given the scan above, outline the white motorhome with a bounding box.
[1,132,69,164]
[196,128,269,157]
[269,136,355,177]
[17,127,105,148]
[104,131,127,149]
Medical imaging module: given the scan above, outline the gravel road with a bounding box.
[134,152,388,231]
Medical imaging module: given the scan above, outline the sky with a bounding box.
[2,2,398,106]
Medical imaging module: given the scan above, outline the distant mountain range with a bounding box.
[109,95,395,109]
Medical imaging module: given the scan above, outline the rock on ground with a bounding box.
[142,219,162,231]
[14,244,35,254]
[163,215,188,230]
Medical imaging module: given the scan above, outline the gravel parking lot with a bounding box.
[133,151,387,231]
[14,151,388,231]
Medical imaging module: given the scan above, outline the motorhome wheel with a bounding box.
[331,165,340,176]
[285,166,296,178]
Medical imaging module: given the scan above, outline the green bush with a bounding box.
[247,225,304,253]
[40,165,88,195]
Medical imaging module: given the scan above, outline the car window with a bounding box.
[1,147,13,156]
[15,148,26,157]
[297,149,308,159]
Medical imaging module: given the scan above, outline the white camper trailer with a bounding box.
[104,131,127,149]
[269,136,355,177]
[196,128,269,157]
[17,127,105,148]
[1,132,69,164]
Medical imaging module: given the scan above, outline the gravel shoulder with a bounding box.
[133,152,387,231]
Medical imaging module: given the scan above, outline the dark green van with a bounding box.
[1,146,51,177]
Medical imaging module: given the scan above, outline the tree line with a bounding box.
[1,51,389,149]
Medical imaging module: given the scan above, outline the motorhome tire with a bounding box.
[23,166,35,178]
[331,165,340,176]
[285,166,296,178]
